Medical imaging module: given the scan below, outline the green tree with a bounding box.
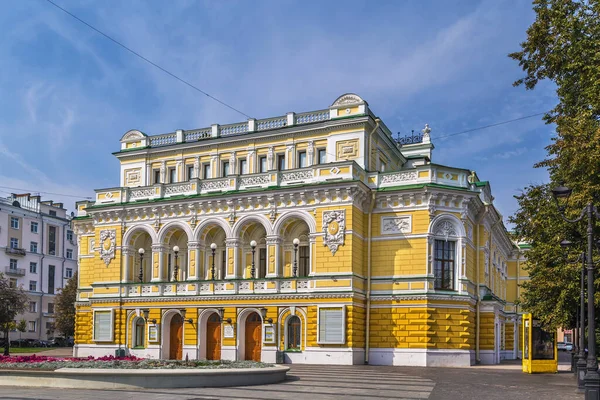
[55,272,78,340]
[509,0,600,328]
[0,273,29,355]
[16,319,26,345]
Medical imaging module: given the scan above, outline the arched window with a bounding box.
[287,316,301,350]
[134,318,145,348]
[430,216,464,291]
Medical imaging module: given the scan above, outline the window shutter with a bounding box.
[318,307,344,344]
[94,311,112,341]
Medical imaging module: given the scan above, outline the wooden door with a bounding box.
[206,313,221,360]
[245,312,262,361]
[169,314,183,360]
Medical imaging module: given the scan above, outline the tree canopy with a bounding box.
[55,272,78,338]
[0,273,29,355]
[509,0,600,329]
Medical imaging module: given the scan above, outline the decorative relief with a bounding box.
[267,146,274,170]
[163,285,173,293]
[331,93,363,106]
[434,221,458,238]
[330,166,340,175]
[255,282,266,290]
[89,238,96,254]
[99,229,116,266]
[269,206,277,223]
[177,284,186,292]
[215,283,226,291]
[307,141,314,166]
[165,183,192,195]
[240,282,250,291]
[381,216,411,234]
[240,174,270,187]
[130,187,155,199]
[281,281,292,290]
[128,286,137,295]
[228,210,236,226]
[322,210,346,255]
[466,222,473,241]
[281,170,313,182]
[297,280,309,289]
[200,283,210,292]
[200,179,230,191]
[336,139,359,160]
[142,286,152,294]
[380,171,418,184]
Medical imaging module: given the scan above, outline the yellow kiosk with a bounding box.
[522,313,558,373]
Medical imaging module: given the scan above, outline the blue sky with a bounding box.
[0,0,556,224]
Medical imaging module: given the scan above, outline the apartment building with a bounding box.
[0,193,78,340]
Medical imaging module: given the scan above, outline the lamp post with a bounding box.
[210,243,217,280]
[138,248,145,283]
[173,246,180,282]
[250,240,257,279]
[552,184,600,398]
[561,239,587,389]
[292,238,300,277]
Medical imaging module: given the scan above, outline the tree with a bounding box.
[0,273,29,355]
[509,0,600,328]
[55,272,78,339]
[16,319,26,346]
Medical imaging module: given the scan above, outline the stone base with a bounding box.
[368,348,475,367]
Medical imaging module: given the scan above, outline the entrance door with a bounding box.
[169,313,183,360]
[206,313,221,360]
[245,312,262,361]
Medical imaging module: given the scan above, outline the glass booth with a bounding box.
[522,313,558,373]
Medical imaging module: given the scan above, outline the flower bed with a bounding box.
[0,354,271,370]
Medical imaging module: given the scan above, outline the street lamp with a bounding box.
[260,307,273,324]
[293,238,300,277]
[250,240,257,279]
[141,308,156,324]
[553,184,600,397]
[173,245,180,282]
[210,243,217,280]
[561,239,587,389]
[138,248,145,283]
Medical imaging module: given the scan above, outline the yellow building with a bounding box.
[72,93,528,366]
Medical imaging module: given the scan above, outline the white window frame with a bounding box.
[29,280,37,291]
[65,268,73,278]
[317,305,346,345]
[93,309,114,342]
[67,230,74,242]
[31,221,38,233]
[29,301,37,313]
[30,262,37,274]
[10,238,19,249]
[10,217,19,229]
[30,242,38,253]
[9,259,17,269]
[66,249,73,259]
[28,321,36,333]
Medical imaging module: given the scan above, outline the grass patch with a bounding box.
[7,348,52,354]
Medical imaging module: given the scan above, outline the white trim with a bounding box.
[368,348,474,367]
[316,305,346,345]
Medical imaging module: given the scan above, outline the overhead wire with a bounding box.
[0,185,93,200]
[44,0,251,119]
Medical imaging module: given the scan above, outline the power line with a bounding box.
[0,185,93,200]
[433,111,549,140]
[44,0,251,119]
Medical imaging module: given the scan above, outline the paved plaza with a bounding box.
[0,361,583,400]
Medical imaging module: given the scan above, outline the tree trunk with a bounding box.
[3,327,9,356]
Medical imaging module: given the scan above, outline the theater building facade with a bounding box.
[72,93,528,366]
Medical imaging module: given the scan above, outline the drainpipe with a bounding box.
[38,210,45,340]
[515,247,521,359]
[364,118,380,364]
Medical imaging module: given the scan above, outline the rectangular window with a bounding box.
[298,151,307,168]
[30,262,37,274]
[154,169,161,184]
[259,156,267,173]
[9,279,17,288]
[277,154,286,171]
[48,226,56,255]
[67,230,73,242]
[222,161,230,177]
[28,321,36,333]
[318,149,327,164]
[29,301,37,313]
[29,280,37,291]
[318,307,345,344]
[93,310,113,341]
[239,159,247,175]
[299,245,309,277]
[203,164,211,179]
[66,249,73,259]
[48,265,55,294]
[10,238,19,249]
[49,210,56,217]
[221,249,227,279]
[258,248,267,279]
[65,268,73,278]
[434,240,456,290]
[30,242,38,253]
[10,217,19,229]
[48,303,54,314]
[31,221,38,233]
[9,259,17,269]
[187,165,194,180]
[168,168,176,183]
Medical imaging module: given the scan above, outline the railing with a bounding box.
[184,129,211,142]
[257,117,287,131]
[149,133,177,147]
[5,266,26,276]
[220,123,248,136]
[5,247,26,256]
[296,110,329,124]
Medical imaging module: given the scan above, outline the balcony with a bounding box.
[5,266,26,276]
[5,247,26,256]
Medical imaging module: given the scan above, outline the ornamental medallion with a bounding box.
[322,210,346,255]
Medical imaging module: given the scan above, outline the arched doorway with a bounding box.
[169,313,183,360]
[206,313,221,360]
[245,312,262,361]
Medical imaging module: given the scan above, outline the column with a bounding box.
[187,241,200,280]
[308,233,318,276]
[122,247,133,283]
[266,235,282,277]
[225,238,241,279]
[151,244,167,282]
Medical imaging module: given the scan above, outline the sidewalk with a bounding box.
[38,347,74,357]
